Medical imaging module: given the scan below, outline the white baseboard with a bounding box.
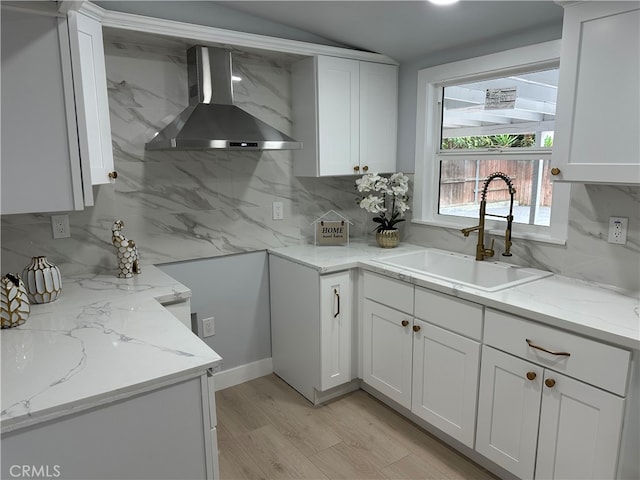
[212,357,273,391]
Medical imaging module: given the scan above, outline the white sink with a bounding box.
[374,249,552,292]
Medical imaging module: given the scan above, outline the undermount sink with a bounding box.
[374,249,552,292]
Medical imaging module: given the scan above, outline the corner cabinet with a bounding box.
[0,4,114,215]
[292,56,398,177]
[476,309,630,480]
[551,2,640,184]
[269,255,355,404]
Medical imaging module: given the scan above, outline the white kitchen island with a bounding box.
[1,266,222,480]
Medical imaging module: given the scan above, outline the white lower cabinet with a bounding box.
[362,299,413,408]
[476,346,544,478]
[477,309,630,479]
[536,370,625,480]
[412,320,480,448]
[359,272,633,480]
[362,272,482,448]
[477,346,626,480]
[320,271,353,392]
[270,255,354,404]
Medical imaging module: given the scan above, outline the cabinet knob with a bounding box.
[401,320,409,327]
[363,165,369,172]
[108,171,118,179]
[354,166,360,172]
[526,371,537,381]
[545,378,556,389]
[550,167,561,176]
[412,325,421,332]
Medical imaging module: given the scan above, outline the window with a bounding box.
[413,41,570,244]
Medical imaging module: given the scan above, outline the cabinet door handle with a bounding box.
[353,165,360,172]
[550,167,561,176]
[545,378,556,389]
[401,320,409,327]
[333,289,340,318]
[526,339,571,357]
[362,165,369,172]
[413,325,421,332]
[526,371,537,381]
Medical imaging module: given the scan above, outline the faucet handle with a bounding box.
[485,238,495,258]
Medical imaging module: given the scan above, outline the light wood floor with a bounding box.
[215,374,499,480]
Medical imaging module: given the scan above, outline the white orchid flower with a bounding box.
[359,194,387,213]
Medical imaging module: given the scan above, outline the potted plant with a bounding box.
[356,172,410,248]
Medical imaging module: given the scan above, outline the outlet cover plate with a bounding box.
[51,214,70,239]
[272,201,284,220]
[202,317,215,337]
[607,216,628,244]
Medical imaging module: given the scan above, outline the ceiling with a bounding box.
[213,1,565,63]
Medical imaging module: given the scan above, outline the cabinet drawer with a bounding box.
[363,271,413,314]
[415,287,483,340]
[484,309,630,396]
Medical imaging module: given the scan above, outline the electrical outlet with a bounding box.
[202,317,215,337]
[607,216,628,245]
[272,201,284,220]
[51,214,70,239]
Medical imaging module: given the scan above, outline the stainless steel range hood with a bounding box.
[145,46,302,151]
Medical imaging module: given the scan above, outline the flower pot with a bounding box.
[1,274,30,328]
[376,229,400,248]
[22,256,62,304]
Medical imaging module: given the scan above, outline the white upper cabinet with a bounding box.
[551,2,640,184]
[67,10,115,189]
[292,56,398,177]
[0,4,114,215]
[1,5,85,214]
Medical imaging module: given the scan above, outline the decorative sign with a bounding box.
[485,87,517,110]
[316,220,347,246]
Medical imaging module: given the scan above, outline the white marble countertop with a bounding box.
[269,242,640,350]
[1,266,222,434]
[269,241,425,273]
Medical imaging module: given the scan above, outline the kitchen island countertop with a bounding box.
[1,266,221,434]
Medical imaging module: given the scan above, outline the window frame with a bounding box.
[413,40,570,245]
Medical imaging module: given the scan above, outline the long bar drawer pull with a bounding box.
[526,338,571,357]
[333,289,340,318]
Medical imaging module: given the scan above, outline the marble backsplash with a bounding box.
[0,42,376,277]
[405,183,640,292]
[1,41,638,292]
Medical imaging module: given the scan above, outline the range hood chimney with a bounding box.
[145,46,302,151]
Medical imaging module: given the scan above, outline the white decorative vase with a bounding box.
[22,256,62,304]
[1,274,30,328]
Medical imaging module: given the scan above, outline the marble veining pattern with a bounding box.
[1,266,220,433]
[0,41,372,277]
[0,42,638,293]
